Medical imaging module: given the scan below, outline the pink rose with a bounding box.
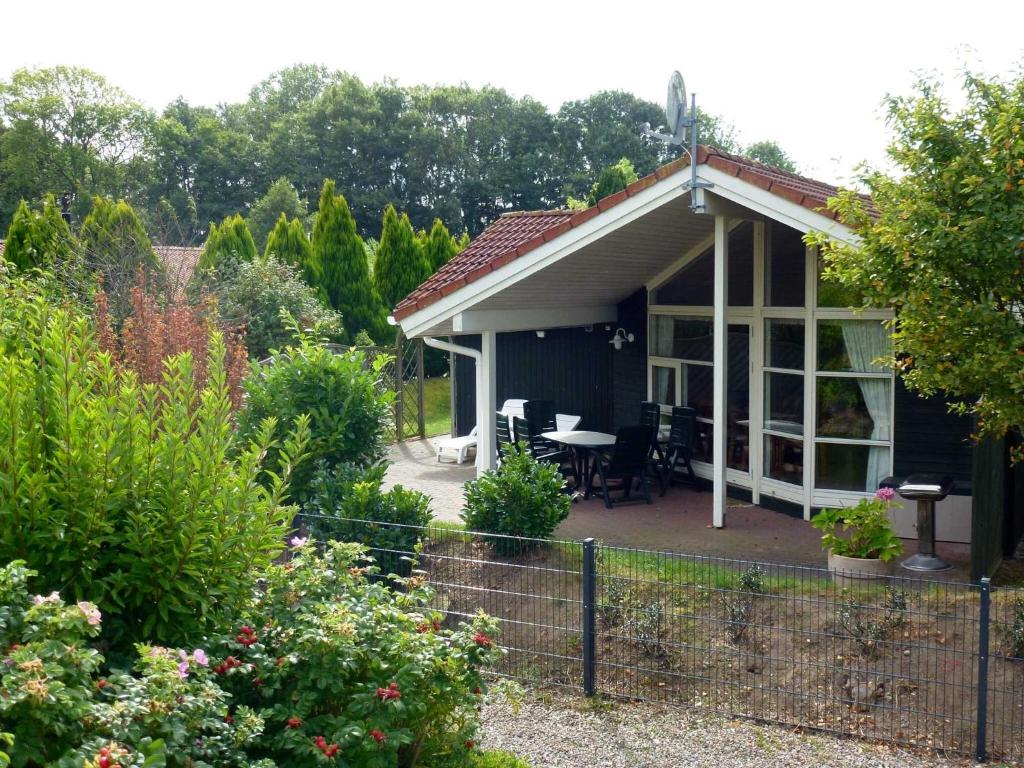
[875,487,896,502]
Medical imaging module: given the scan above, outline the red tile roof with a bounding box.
[393,146,869,322]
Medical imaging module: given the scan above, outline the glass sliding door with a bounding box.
[727,324,750,473]
[763,319,805,490]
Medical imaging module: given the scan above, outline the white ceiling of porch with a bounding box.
[413,196,715,336]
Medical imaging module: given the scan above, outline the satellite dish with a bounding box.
[666,71,687,135]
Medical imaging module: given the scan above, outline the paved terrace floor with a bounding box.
[384,438,972,580]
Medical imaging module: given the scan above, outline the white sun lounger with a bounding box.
[435,399,582,464]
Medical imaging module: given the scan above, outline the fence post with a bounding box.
[581,538,597,696]
[976,576,991,764]
[394,330,404,442]
[416,339,425,439]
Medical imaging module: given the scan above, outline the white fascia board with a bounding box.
[697,166,860,247]
[399,177,689,338]
[453,305,617,333]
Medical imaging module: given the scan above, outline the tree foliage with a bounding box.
[810,71,1024,448]
[247,176,307,251]
[2,194,76,271]
[203,254,343,360]
[263,212,311,267]
[79,195,160,317]
[200,213,257,270]
[374,204,429,311]
[0,274,309,654]
[744,140,797,172]
[311,180,388,341]
[0,66,153,225]
[419,217,458,271]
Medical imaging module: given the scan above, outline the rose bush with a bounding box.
[209,540,501,767]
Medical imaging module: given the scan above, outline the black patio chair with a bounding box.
[523,399,562,453]
[663,406,699,493]
[512,415,573,475]
[588,425,656,509]
[639,400,668,492]
[495,411,514,464]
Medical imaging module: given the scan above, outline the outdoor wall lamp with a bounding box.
[609,328,635,351]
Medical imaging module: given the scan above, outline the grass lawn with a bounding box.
[423,376,452,437]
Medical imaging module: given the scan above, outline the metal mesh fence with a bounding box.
[302,515,1024,762]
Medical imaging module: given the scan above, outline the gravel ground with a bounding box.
[480,689,983,768]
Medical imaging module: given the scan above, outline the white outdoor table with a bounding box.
[541,430,616,497]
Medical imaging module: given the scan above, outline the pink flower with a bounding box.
[193,649,209,666]
[32,591,59,606]
[290,536,308,547]
[77,601,101,625]
[178,649,190,678]
[875,487,897,502]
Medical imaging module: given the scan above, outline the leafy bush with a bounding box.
[835,588,910,660]
[461,445,571,554]
[304,463,432,577]
[1007,597,1024,659]
[210,540,501,767]
[200,255,343,360]
[811,489,903,562]
[237,323,393,505]
[625,600,666,657]
[0,561,270,768]
[0,275,310,654]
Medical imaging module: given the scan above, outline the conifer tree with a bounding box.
[374,204,430,310]
[79,196,160,317]
[2,195,76,271]
[420,218,458,272]
[247,177,307,251]
[311,179,388,342]
[199,214,257,271]
[264,213,312,269]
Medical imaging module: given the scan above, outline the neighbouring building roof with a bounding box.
[393,145,871,322]
[154,245,203,293]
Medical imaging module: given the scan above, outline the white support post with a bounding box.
[712,216,729,528]
[476,330,498,475]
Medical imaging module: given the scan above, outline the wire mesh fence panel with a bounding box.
[985,585,1024,762]
[298,516,1020,759]
[305,516,584,689]
[596,546,989,757]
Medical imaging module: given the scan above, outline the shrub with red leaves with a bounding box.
[94,271,248,407]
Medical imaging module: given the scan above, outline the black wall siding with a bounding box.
[611,289,648,429]
[892,379,974,491]
[451,326,615,436]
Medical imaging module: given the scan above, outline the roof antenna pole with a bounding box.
[641,72,714,214]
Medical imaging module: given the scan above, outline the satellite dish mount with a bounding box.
[642,71,713,213]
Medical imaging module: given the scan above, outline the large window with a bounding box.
[814,320,892,492]
[649,315,714,462]
[763,319,804,486]
[649,222,754,307]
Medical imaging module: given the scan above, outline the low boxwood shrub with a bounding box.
[303,462,432,577]
[210,540,501,767]
[461,444,571,554]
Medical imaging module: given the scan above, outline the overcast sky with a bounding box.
[2,0,1022,185]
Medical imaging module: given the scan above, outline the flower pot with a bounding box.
[827,551,893,588]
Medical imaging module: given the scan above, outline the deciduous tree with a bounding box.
[247,176,307,250]
[811,71,1024,450]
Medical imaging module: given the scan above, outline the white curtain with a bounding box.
[840,321,891,490]
[653,315,674,357]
